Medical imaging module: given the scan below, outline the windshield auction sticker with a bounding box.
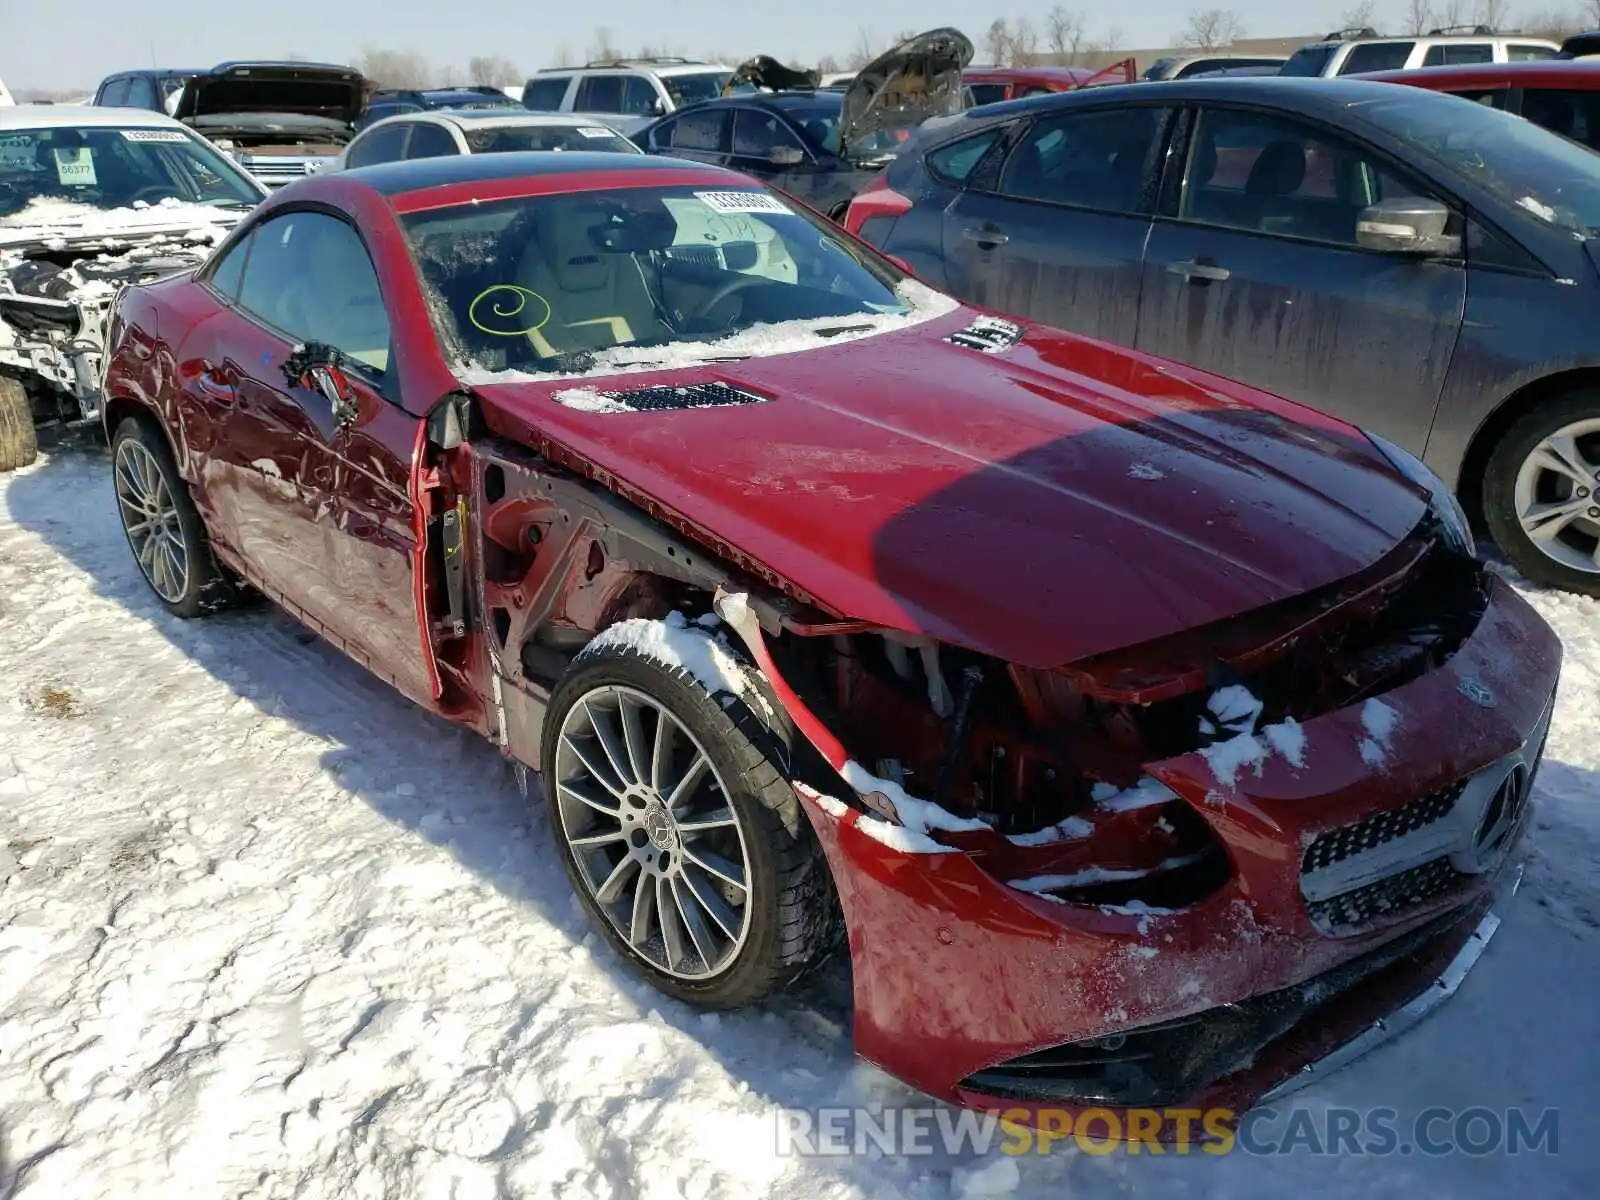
[121,129,191,143]
[694,190,792,215]
[53,147,97,187]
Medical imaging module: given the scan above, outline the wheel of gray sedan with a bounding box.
[111,417,242,618]
[0,375,38,473]
[539,636,837,1008]
[1484,392,1600,597]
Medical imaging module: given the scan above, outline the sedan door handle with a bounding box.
[1166,258,1231,283]
[960,225,1009,247]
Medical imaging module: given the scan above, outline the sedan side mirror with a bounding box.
[768,146,805,166]
[1356,198,1461,256]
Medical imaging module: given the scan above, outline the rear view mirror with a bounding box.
[768,146,805,166]
[722,240,759,271]
[1356,198,1460,256]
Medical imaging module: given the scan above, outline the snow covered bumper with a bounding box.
[792,574,1559,1125]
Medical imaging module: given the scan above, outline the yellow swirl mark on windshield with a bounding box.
[468,285,552,337]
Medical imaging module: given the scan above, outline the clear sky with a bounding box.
[3,1,1358,92]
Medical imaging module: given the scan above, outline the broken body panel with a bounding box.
[98,159,1561,1127]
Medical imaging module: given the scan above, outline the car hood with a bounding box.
[173,64,366,125]
[838,27,974,159]
[466,315,1426,669]
[0,199,251,251]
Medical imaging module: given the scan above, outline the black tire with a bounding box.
[539,634,838,1009]
[111,416,243,618]
[1483,390,1600,597]
[0,376,38,473]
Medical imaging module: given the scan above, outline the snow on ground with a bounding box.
[1,440,1597,1199]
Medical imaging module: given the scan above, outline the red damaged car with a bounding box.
[99,150,1560,1129]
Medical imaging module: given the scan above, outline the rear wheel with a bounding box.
[1483,392,1600,596]
[540,635,837,1009]
[0,376,38,473]
[111,416,242,617]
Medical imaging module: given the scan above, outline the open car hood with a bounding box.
[1558,30,1600,57]
[173,63,366,126]
[466,316,1426,670]
[838,27,974,159]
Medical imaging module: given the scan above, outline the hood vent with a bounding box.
[946,315,1023,353]
[561,380,771,414]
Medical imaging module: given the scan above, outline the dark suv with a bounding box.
[93,68,204,113]
[848,77,1600,594]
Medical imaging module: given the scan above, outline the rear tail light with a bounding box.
[844,176,913,238]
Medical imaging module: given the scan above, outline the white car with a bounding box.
[0,76,14,107]
[332,109,641,171]
[0,105,266,470]
[1280,25,1560,76]
[519,59,733,137]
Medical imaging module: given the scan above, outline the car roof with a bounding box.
[0,104,192,131]
[372,109,624,132]
[679,90,843,113]
[345,149,729,197]
[1361,60,1600,87]
[964,66,1095,82]
[204,59,357,74]
[973,73,1448,115]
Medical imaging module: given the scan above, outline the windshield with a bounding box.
[0,125,262,219]
[661,72,733,108]
[464,125,639,154]
[403,183,936,378]
[1355,92,1600,236]
[1279,46,1336,76]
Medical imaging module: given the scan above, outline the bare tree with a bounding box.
[354,48,434,89]
[817,53,841,72]
[550,45,576,68]
[1521,7,1586,39]
[1104,26,1125,52]
[983,17,1012,65]
[1470,0,1511,28]
[1432,0,1466,28]
[1175,9,1246,50]
[587,25,621,64]
[1340,1,1378,31]
[1589,0,1600,26]
[846,27,880,70]
[467,55,521,86]
[1402,0,1433,33]
[1010,16,1041,65]
[1046,6,1086,63]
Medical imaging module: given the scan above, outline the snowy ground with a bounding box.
[1,437,1597,1199]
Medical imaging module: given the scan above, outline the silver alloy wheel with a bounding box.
[1513,417,1600,576]
[114,439,189,603]
[553,684,753,980]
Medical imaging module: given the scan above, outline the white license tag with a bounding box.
[694,189,791,215]
[121,129,190,143]
[53,147,97,187]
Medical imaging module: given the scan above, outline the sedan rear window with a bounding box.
[1278,46,1335,77]
[926,130,1000,183]
[464,125,639,154]
[1338,42,1416,74]
[966,84,1009,106]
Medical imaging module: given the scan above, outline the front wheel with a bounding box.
[111,416,242,617]
[540,635,836,1009]
[1483,392,1600,596]
[0,376,38,473]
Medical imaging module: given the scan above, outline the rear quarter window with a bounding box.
[1338,42,1417,74]
[523,77,572,110]
[926,130,1001,183]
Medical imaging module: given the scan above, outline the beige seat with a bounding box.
[511,203,673,356]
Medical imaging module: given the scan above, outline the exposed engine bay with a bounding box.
[0,236,212,423]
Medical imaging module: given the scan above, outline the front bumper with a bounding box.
[795,574,1560,1128]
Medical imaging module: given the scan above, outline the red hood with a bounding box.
[469,315,1426,669]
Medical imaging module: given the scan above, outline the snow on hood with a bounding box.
[0,197,246,249]
[459,279,960,389]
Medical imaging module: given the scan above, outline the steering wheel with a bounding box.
[128,185,180,205]
[688,271,767,323]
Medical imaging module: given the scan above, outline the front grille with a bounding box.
[1307,857,1460,933]
[596,381,769,412]
[1302,782,1465,875]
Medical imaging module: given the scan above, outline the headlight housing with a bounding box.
[1367,433,1475,557]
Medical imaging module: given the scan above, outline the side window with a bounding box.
[669,109,728,152]
[925,130,1001,184]
[731,109,804,159]
[344,124,409,169]
[1422,43,1493,67]
[619,76,660,115]
[575,75,625,113]
[99,77,130,106]
[206,230,253,300]
[994,107,1164,215]
[524,76,572,110]
[126,77,159,110]
[235,212,392,374]
[1521,89,1600,150]
[1509,44,1558,60]
[406,123,458,159]
[1338,42,1416,74]
[1446,88,1507,107]
[1182,108,1440,248]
